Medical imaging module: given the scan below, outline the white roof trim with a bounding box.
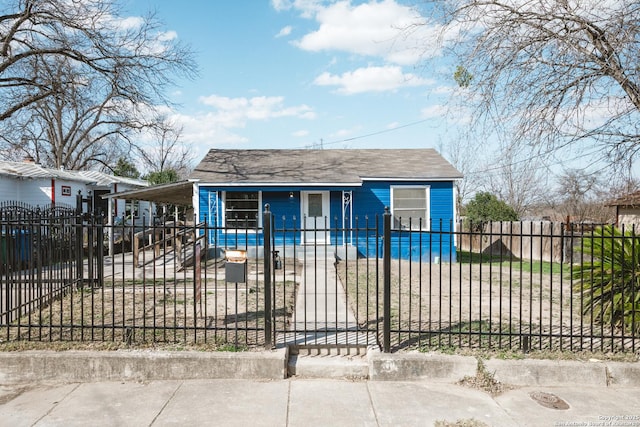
[198,182,363,187]
[361,177,462,182]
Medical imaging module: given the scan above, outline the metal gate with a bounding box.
[262,207,385,351]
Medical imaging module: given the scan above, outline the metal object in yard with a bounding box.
[225,249,247,283]
[273,250,282,270]
[529,391,570,410]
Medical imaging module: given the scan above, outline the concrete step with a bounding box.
[287,346,371,379]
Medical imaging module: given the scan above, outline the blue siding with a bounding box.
[197,181,457,261]
[350,181,456,262]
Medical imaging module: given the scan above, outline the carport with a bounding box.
[102,180,198,256]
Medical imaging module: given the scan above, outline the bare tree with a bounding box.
[441,136,480,212]
[422,0,640,165]
[485,143,548,217]
[136,117,194,179]
[3,56,137,169]
[0,0,195,169]
[553,169,613,223]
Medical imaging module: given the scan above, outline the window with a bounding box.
[307,193,324,217]
[391,186,429,230]
[224,191,260,229]
[125,200,139,220]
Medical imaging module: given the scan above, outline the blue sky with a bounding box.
[126,0,460,163]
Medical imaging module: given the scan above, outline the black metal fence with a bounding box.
[1,206,638,354]
[335,218,639,353]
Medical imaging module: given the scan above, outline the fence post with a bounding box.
[263,204,273,349]
[96,213,104,286]
[75,192,83,288]
[383,206,391,353]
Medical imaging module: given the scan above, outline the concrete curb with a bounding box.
[485,358,608,387]
[368,351,477,382]
[1,349,639,387]
[368,351,640,387]
[0,349,288,385]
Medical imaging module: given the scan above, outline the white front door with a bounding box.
[302,191,330,244]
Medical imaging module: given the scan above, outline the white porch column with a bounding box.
[342,190,353,246]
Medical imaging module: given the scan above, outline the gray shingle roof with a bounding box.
[190,149,462,184]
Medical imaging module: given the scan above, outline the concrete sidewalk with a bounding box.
[1,377,639,427]
[1,350,639,426]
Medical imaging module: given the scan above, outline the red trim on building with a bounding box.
[114,183,118,216]
[51,179,55,205]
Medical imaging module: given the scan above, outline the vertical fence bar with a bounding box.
[383,207,391,353]
[263,205,273,349]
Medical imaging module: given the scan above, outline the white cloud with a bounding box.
[314,65,433,94]
[276,26,293,38]
[199,94,316,121]
[330,126,362,139]
[145,94,317,147]
[422,104,472,125]
[115,16,145,30]
[157,30,178,42]
[292,129,309,137]
[421,104,448,118]
[291,0,442,65]
[271,0,324,17]
[432,85,454,95]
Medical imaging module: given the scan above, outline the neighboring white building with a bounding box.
[0,159,152,226]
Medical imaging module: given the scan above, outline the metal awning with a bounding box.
[103,180,195,206]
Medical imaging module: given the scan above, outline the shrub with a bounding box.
[463,192,518,231]
[572,225,640,334]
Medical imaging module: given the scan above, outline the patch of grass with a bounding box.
[422,347,639,362]
[457,250,569,275]
[457,251,504,264]
[518,260,570,275]
[458,358,512,396]
[0,339,258,352]
[216,343,247,352]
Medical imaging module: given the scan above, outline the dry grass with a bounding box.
[1,262,299,349]
[458,359,514,396]
[337,258,637,353]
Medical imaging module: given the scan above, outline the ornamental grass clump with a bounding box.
[573,225,640,335]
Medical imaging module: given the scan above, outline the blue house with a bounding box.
[189,149,462,262]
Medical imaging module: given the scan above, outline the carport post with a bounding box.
[263,204,273,349]
[383,207,391,353]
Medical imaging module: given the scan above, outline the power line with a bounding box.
[463,147,605,178]
[297,118,431,149]
[293,117,625,180]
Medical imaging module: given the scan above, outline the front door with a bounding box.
[302,191,330,244]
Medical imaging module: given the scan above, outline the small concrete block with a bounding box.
[290,353,369,379]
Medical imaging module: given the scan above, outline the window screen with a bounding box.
[392,187,429,230]
[225,191,259,228]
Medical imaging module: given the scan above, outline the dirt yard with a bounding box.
[2,260,300,348]
[336,258,617,351]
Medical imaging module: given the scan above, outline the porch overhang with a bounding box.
[103,180,196,206]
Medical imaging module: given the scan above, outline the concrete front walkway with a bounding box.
[278,250,375,348]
